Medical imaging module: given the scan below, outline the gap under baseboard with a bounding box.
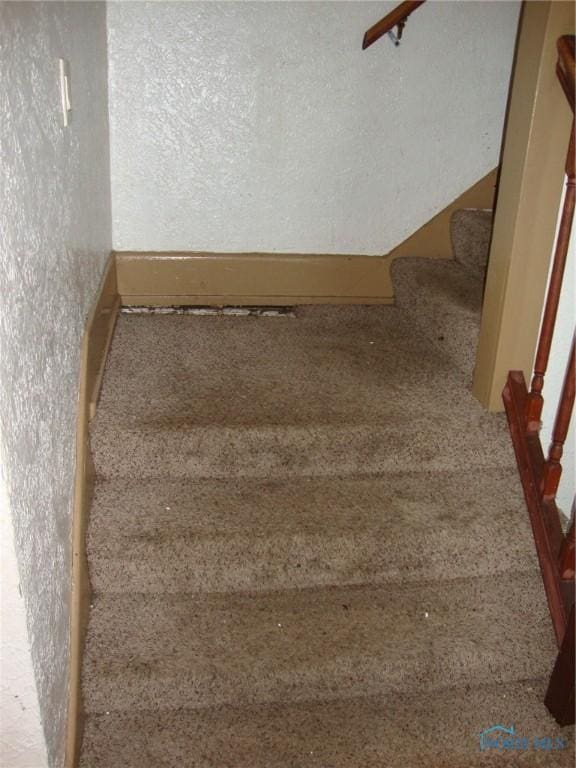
[121,305,296,317]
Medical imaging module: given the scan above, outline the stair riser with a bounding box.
[92,422,515,480]
[79,678,567,768]
[81,570,556,717]
[451,209,493,276]
[82,649,552,714]
[88,537,536,595]
[402,312,480,380]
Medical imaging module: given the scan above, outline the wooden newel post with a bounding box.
[545,603,575,726]
[541,338,575,501]
[526,124,575,432]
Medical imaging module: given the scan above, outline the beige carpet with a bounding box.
[80,211,574,766]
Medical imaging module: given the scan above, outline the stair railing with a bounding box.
[362,1,426,50]
[503,35,575,727]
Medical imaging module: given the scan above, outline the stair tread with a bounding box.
[391,258,485,377]
[82,571,556,713]
[392,257,484,313]
[91,417,515,479]
[88,470,538,593]
[91,278,516,479]
[92,304,483,429]
[80,680,573,768]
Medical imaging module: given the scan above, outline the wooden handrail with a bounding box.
[362,1,426,50]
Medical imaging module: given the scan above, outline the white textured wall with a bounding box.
[0,461,49,768]
[0,4,111,766]
[108,0,520,254]
[540,186,575,519]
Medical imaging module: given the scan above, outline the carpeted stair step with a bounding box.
[451,208,493,276]
[82,571,555,714]
[91,416,516,480]
[88,469,538,595]
[92,308,461,433]
[80,679,573,768]
[391,209,493,379]
[90,307,516,478]
[392,257,484,379]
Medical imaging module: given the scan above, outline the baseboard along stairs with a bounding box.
[78,210,574,766]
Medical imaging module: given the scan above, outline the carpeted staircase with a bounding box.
[79,211,574,767]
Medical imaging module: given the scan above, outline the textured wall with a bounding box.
[0,464,49,768]
[0,4,111,765]
[108,0,520,254]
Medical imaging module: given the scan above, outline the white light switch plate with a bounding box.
[59,59,71,127]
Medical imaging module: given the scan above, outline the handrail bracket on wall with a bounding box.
[387,19,406,47]
[362,1,426,50]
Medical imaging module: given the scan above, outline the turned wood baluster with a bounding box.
[541,337,575,502]
[526,123,575,432]
[559,513,575,580]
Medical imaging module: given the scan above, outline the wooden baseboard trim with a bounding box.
[387,168,497,261]
[115,252,397,305]
[120,294,394,306]
[115,170,496,306]
[65,254,119,768]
